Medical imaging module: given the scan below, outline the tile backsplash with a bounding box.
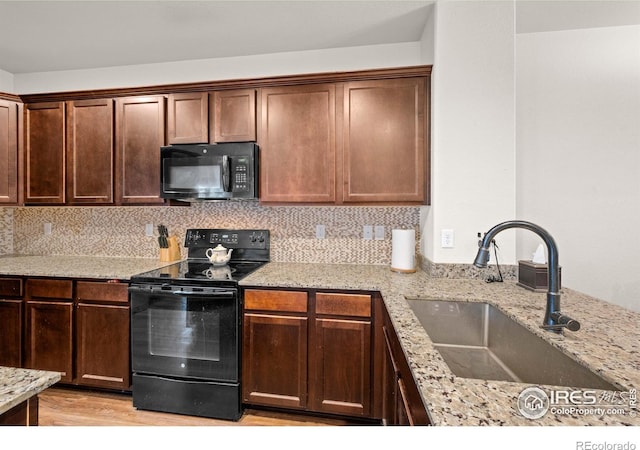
[4,203,420,265]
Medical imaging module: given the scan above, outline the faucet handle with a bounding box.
[543,312,581,332]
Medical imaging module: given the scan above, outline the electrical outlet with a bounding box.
[374,225,385,240]
[441,229,454,248]
[44,223,52,235]
[363,225,373,240]
[315,224,326,239]
[145,223,154,237]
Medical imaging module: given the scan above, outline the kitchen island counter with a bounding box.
[0,366,60,420]
[0,255,174,280]
[241,262,640,426]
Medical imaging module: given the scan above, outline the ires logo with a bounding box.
[549,390,598,405]
[517,387,636,420]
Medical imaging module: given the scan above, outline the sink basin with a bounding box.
[406,299,620,390]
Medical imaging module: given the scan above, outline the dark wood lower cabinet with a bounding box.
[0,299,22,367]
[18,278,131,392]
[243,313,308,409]
[24,279,74,385]
[0,396,38,426]
[243,288,376,420]
[75,281,130,390]
[382,307,431,425]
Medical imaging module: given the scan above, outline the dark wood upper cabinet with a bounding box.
[259,84,336,203]
[0,100,20,205]
[341,77,428,204]
[115,96,166,205]
[211,89,256,143]
[66,99,114,204]
[25,102,66,204]
[167,92,208,144]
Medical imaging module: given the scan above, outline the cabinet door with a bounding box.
[311,317,371,416]
[25,102,66,204]
[0,100,19,205]
[259,84,336,203]
[0,299,23,367]
[66,99,114,204]
[167,92,208,144]
[211,89,256,143]
[342,77,428,204]
[25,300,73,383]
[76,302,130,390]
[115,96,166,205]
[311,292,372,416]
[243,313,308,409]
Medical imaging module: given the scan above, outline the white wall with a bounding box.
[516,25,640,312]
[0,69,13,93]
[422,1,516,264]
[13,42,421,94]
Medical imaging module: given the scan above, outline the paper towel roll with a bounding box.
[391,229,416,273]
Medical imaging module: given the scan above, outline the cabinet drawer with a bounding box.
[0,278,23,297]
[244,289,308,313]
[316,293,371,318]
[26,279,73,300]
[77,281,129,304]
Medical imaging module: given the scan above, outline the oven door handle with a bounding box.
[171,290,236,298]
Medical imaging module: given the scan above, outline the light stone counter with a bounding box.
[241,262,640,426]
[0,366,61,415]
[0,255,175,280]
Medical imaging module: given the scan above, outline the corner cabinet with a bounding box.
[381,302,431,425]
[115,96,166,205]
[242,288,376,419]
[342,77,428,204]
[0,99,21,205]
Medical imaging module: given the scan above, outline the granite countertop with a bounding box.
[0,366,61,415]
[0,254,174,280]
[241,262,640,426]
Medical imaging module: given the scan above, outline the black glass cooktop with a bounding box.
[130,260,266,286]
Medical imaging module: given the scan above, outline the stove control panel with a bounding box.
[185,229,269,250]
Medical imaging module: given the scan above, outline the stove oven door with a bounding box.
[130,284,239,382]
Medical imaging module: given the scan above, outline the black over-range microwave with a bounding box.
[160,143,259,202]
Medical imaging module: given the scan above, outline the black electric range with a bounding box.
[128,228,269,421]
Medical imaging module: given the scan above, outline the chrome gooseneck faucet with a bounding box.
[473,220,580,333]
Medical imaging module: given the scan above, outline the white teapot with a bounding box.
[206,244,233,266]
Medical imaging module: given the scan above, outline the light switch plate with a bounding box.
[44,223,52,235]
[316,224,326,239]
[145,223,154,237]
[374,225,385,240]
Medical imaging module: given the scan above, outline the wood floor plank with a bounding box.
[38,387,359,426]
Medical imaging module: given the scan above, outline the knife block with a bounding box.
[160,236,181,262]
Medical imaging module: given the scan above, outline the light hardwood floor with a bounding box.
[38,387,361,426]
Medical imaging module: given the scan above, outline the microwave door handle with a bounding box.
[222,155,231,192]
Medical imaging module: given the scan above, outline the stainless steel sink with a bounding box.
[406,299,620,390]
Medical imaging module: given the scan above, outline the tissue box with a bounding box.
[517,260,561,292]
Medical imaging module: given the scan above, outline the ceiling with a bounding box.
[0,1,434,74]
[1,1,639,75]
